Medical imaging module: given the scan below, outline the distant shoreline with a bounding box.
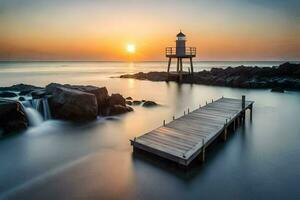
[120,62,300,91]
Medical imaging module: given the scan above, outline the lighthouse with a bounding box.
[166,31,196,80]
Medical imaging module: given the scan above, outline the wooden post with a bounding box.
[223,127,228,141]
[233,119,236,131]
[242,95,245,110]
[184,111,186,115]
[179,58,183,82]
[173,116,175,120]
[176,58,179,72]
[167,57,171,74]
[201,138,205,162]
[163,120,165,126]
[190,57,194,75]
[250,104,253,120]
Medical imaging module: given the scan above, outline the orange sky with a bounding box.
[0,0,299,61]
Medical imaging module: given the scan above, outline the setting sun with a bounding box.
[126,44,136,54]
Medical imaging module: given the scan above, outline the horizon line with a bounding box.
[0,60,298,63]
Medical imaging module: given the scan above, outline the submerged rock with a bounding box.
[143,101,158,107]
[126,100,132,105]
[0,91,17,98]
[0,99,28,135]
[132,100,142,105]
[18,97,26,101]
[271,87,285,93]
[108,105,133,115]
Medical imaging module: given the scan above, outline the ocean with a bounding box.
[0,61,300,199]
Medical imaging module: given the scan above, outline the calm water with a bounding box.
[0,61,300,199]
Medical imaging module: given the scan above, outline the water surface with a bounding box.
[0,61,300,199]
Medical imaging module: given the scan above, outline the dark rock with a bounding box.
[108,93,126,107]
[31,89,46,99]
[0,99,28,135]
[0,91,17,98]
[108,105,133,115]
[143,101,158,107]
[46,83,109,115]
[271,87,285,93]
[18,97,26,101]
[132,100,142,105]
[19,90,33,96]
[126,97,133,100]
[0,84,42,92]
[126,101,132,105]
[48,86,98,122]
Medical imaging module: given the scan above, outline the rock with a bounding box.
[0,84,42,93]
[126,101,132,105]
[108,105,133,115]
[31,89,47,99]
[143,101,157,107]
[126,97,133,100]
[18,97,26,101]
[108,93,126,107]
[271,87,285,93]
[48,86,98,122]
[46,83,109,115]
[0,99,28,135]
[132,100,142,105]
[0,91,17,98]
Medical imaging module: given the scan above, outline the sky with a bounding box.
[0,0,299,61]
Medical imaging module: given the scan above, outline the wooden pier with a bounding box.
[131,96,254,166]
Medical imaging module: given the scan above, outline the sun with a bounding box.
[126,44,136,53]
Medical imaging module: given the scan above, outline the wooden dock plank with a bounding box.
[131,97,254,166]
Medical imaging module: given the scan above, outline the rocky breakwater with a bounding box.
[120,62,300,91]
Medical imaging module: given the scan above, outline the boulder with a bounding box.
[0,91,17,98]
[108,105,133,115]
[143,101,157,107]
[0,99,28,135]
[126,101,132,105]
[108,93,126,107]
[46,83,109,115]
[48,86,98,122]
[126,97,133,100]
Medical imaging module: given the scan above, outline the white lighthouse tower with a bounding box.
[166,31,196,80]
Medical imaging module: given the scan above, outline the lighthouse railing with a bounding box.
[165,47,196,56]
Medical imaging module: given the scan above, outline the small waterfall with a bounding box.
[24,107,44,126]
[20,97,52,126]
[42,98,52,120]
[20,101,43,127]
